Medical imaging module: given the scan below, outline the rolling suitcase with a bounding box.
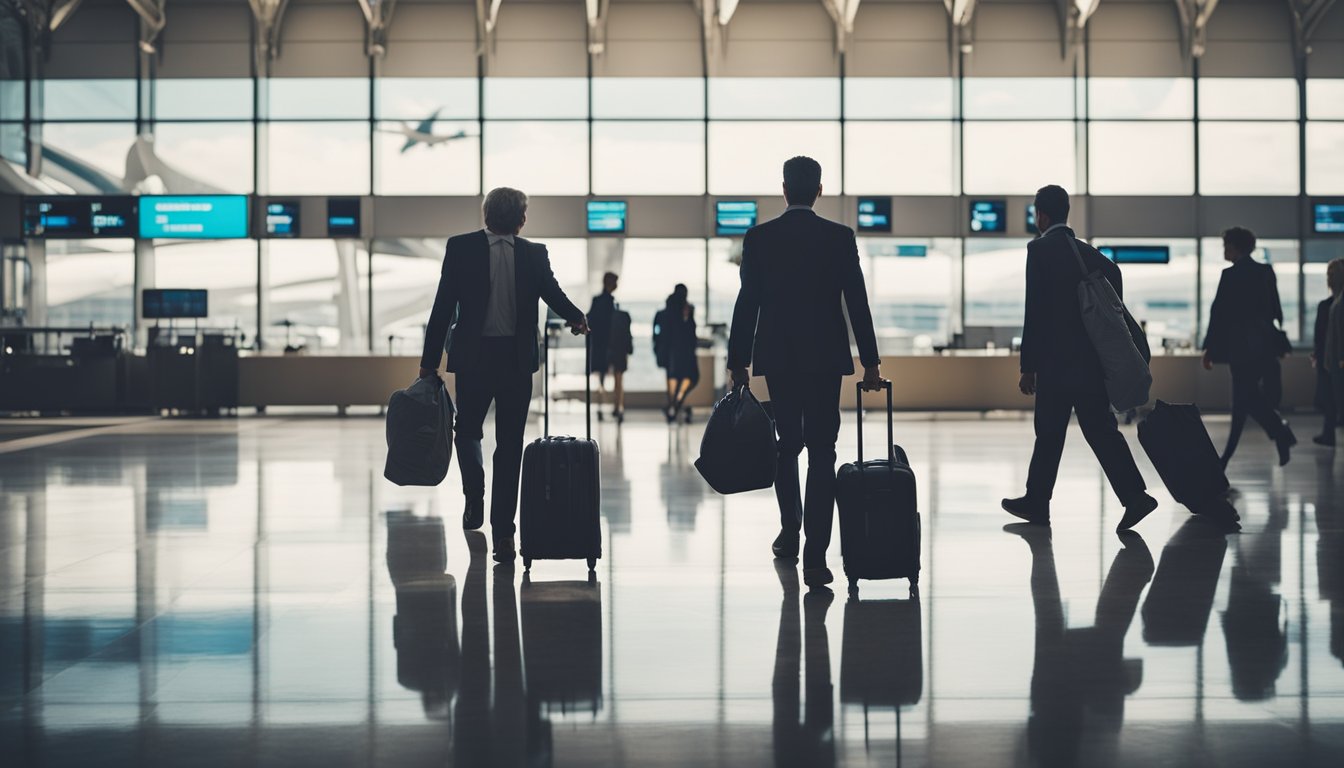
[520,577,604,715]
[520,333,602,573]
[1138,400,1239,524]
[837,381,920,597]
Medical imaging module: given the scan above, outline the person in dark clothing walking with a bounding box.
[418,187,589,564]
[654,284,700,423]
[728,155,885,589]
[1003,185,1158,533]
[1201,226,1296,467]
[587,272,629,422]
[1314,259,1344,447]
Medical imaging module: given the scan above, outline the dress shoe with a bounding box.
[772,530,800,559]
[1001,496,1050,525]
[462,497,485,530]
[1277,424,1296,467]
[1117,493,1159,532]
[492,538,516,564]
[802,567,834,589]
[1313,433,1335,447]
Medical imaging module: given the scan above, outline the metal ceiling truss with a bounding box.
[1172,0,1219,59]
[476,0,502,57]
[1055,0,1101,59]
[692,0,738,60]
[248,0,290,73]
[125,0,165,55]
[945,0,978,54]
[357,0,397,58]
[1287,0,1339,64]
[7,0,84,57]
[586,0,610,55]
[820,0,860,54]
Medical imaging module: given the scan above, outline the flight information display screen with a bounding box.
[264,201,300,238]
[1315,202,1344,234]
[23,197,136,238]
[140,196,249,239]
[1026,204,1039,235]
[143,289,208,319]
[1099,245,1171,264]
[327,198,362,237]
[968,200,1006,233]
[716,201,757,236]
[857,197,892,233]
[587,201,627,234]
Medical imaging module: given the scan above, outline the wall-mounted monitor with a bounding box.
[716,201,757,236]
[586,200,627,234]
[263,201,300,238]
[1026,204,1038,235]
[1314,201,1344,234]
[22,196,136,238]
[140,195,248,239]
[1098,245,1170,264]
[143,289,208,319]
[857,197,892,233]
[327,198,362,237]
[969,200,1006,234]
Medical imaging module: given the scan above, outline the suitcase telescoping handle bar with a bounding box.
[541,324,592,441]
[855,380,895,466]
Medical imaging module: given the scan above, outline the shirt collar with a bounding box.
[784,205,815,213]
[485,230,515,247]
[1041,222,1072,238]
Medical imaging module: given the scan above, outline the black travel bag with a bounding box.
[521,576,604,715]
[1141,518,1230,646]
[520,333,602,572]
[695,384,777,494]
[836,381,921,596]
[384,375,455,486]
[1138,400,1239,523]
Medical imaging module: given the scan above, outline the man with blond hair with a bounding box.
[420,187,589,563]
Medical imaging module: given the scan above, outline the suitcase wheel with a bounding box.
[586,557,596,572]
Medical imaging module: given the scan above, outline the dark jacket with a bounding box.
[587,292,615,372]
[1315,296,1333,364]
[419,230,584,374]
[1202,257,1283,364]
[727,208,879,377]
[1019,225,1124,377]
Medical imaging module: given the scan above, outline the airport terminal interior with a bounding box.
[3,0,1344,765]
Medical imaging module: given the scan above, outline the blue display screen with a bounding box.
[716,201,757,236]
[969,200,1006,233]
[1315,203,1344,234]
[857,197,892,233]
[140,196,248,239]
[265,201,300,238]
[143,289,208,319]
[327,198,361,237]
[23,197,136,238]
[1026,204,1038,235]
[587,201,627,234]
[1099,246,1170,264]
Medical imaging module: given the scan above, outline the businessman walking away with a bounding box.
[1003,185,1158,532]
[419,187,589,564]
[728,156,885,589]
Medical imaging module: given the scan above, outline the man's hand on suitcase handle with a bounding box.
[568,316,590,335]
[859,365,886,392]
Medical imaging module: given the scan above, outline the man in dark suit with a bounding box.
[419,187,588,563]
[1003,185,1157,532]
[728,156,884,589]
[1201,226,1295,466]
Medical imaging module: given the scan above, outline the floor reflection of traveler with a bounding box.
[772,560,836,768]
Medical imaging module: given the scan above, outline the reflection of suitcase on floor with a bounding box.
[1141,518,1230,646]
[385,510,447,584]
[520,577,603,714]
[385,512,459,717]
[520,335,602,572]
[839,596,923,709]
[837,382,920,596]
[1138,401,1238,522]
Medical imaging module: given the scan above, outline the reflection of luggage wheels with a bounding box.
[840,596,923,760]
[520,577,604,716]
[521,330,601,573]
[837,381,921,598]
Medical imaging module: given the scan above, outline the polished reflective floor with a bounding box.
[2,409,1343,767]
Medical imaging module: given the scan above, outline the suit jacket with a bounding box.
[419,230,584,374]
[727,208,879,377]
[1019,225,1124,378]
[1314,296,1333,364]
[1202,257,1283,364]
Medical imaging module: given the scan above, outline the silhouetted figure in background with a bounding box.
[772,560,836,768]
[1312,259,1344,447]
[1325,260,1344,451]
[1004,185,1157,532]
[418,187,589,563]
[1201,226,1295,467]
[588,272,631,422]
[728,156,884,589]
[1004,524,1154,767]
[654,284,700,423]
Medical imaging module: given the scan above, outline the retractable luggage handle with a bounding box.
[542,325,592,440]
[855,380,895,466]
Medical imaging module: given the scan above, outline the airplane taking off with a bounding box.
[378,109,474,153]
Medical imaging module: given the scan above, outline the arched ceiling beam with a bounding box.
[586,0,610,55]
[1288,0,1339,65]
[125,0,165,54]
[820,0,860,54]
[1172,0,1219,59]
[476,0,502,56]
[945,0,978,53]
[1055,0,1102,58]
[247,0,290,73]
[356,0,397,57]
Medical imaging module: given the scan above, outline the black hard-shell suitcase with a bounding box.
[837,381,920,596]
[1138,400,1239,523]
[839,596,923,709]
[520,333,602,572]
[521,576,603,714]
[1141,517,1230,646]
